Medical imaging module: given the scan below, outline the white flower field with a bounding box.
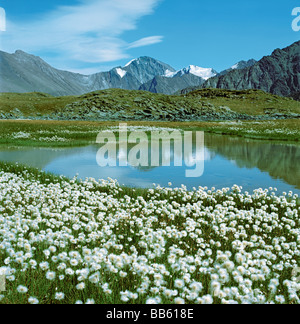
[0,165,299,304]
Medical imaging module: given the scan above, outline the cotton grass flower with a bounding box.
[174,279,185,289]
[17,285,28,294]
[76,283,85,290]
[46,271,56,281]
[174,297,185,304]
[55,292,65,301]
[0,167,299,304]
[146,298,158,304]
[85,299,95,304]
[28,297,39,304]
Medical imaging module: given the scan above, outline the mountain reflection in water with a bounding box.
[0,133,299,194]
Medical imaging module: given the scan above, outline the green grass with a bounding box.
[194,119,300,142]
[0,120,110,147]
[0,119,299,149]
[1,88,300,117]
[0,160,71,186]
[186,88,300,116]
[0,92,78,116]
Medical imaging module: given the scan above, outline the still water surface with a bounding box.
[0,133,299,195]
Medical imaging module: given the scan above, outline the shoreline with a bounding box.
[0,119,299,148]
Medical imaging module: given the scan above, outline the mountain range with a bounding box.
[0,52,176,96]
[0,40,299,97]
[0,50,228,96]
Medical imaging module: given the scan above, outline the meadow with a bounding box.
[0,96,299,303]
[0,119,299,149]
[0,162,299,304]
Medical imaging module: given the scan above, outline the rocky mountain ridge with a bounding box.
[202,41,300,97]
[0,41,299,97]
[1,50,219,96]
[0,50,253,96]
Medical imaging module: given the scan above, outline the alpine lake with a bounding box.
[0,126,299,196]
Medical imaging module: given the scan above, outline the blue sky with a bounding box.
[0,0,299,74]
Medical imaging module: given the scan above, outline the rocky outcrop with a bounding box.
[50,99,244,121]
[41,89,300,122]
[1,88,299,121]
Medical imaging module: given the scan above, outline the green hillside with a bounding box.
[1,88,300,120]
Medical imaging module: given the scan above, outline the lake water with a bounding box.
[0,133,299,195]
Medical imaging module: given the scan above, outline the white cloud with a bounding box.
[0,8,6,32]
[1,0,163,68]
[127,36,164,49]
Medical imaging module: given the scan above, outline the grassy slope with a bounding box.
[0,88,299,146]
[0,92,78,115]
[185,89,300,115]
[1,88,300,116]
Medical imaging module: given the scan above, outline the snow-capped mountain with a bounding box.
[121,56,176,85]
[140,65,218,95]
[164,65,217,80]
[176,65,218,80]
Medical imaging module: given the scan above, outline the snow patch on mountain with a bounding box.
[124,59,136,67]
[231,63,239,70]
[116,68,127,78]
[164,69,177,78]
[182,65,217,80]
[165,65,217,80]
